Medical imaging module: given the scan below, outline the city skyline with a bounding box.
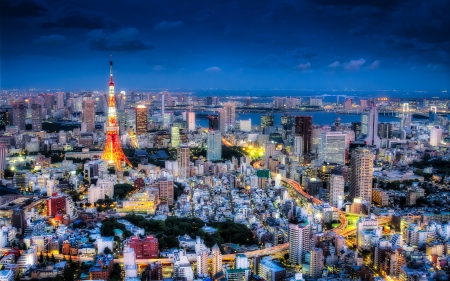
[1,0,449,91]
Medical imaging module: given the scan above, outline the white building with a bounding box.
[173,249,194,281]
[430,126,442,146]
[294,135,303,156]
[289,223,310,265]
[235,254,250,269]
[330,175,344,210]
[240,119,252,132]
[187,111,196,132]
[196,250,208,277]
[88,177,115,204]
[207,131,222,161]
[319,132,346,165]
[96,237,114,254]
[124,246,138,278]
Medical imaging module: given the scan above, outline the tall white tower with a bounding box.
[362,106,381,147]
[349,148,373,203]
[207,131,222,161]
[289,223,310,265]
[187,111,196,132]
[330,175,344,210]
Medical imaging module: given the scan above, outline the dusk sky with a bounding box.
[1,0,449,92]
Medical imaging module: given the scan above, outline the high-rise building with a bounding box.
[12,102,26,131]
[361,106,381,147]
[0,108,11,130]
[261,115,274,132]
[319,132,346,165]
[309,248,324,279]
[187,111,196,132]
[294,116,312,154]
[294,135,303,156]
[159,177,174,205]
[289,223,310,265]
[207,130,222,161]
[172,127,181,148]
[31,104,42,131]
[177,145,190,179]
[43,94,55,114]
[351,122,362,137]
[430,127,442,146]
[281,113,294,132]
[83,99,96,133]
[378,123,393,139]
[135,105,147,134]
[212,244,222,276]
[344,99,353,110]
[349,148,373,203]
[360,99,368,108]
[219,102,236,133]
[206,96,219,106]
[196,250,209,277]
[0,144,6,178]
[209,115,219,131]
[57,92,65,109]
[330,175,344,210]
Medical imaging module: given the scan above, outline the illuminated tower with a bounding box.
[102,58,132,170]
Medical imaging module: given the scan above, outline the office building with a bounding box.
[83,98,95,133]
[309,248,324,279]
[56,92,65,109]
[351,122,361,137]
[344,98,353,110]
[378,123,393,139]
[206,96,219,106]
[171,126,181,148]
[159,177,174,205]
[349,148,373,203]
[219,102,236,133]
[294,116,312,154]
[0,108,11,130]
[240,119,252,132]
[212,244,223,276]
[207,130,222,161]
[209,115,219,131]
[281,114,294,132]
[330,175,344,210]
[126,235,159,259]
[289,223,310,265]
[135,105,147,134]
[0,144,6,178]
[31,104,42,131]
[187,111,196,132]
[319,132,346,165]
[261,115,274,131]
[430,127,442,146]
[177,145,190,179]
[361,106,381,147]
[12,102,26,131]
[258,257,286,281]
[294,135,303,156]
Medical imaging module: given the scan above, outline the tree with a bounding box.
[39,251,44,263]
[104,247,112,255]
[51,254,56,264]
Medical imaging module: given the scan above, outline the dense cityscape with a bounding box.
[0,57,448,281]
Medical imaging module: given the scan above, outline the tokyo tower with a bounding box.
[101,57,132,170]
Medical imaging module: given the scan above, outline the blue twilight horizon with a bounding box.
[1,0,449,92]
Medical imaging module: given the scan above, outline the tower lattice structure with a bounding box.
[102,58,132,170]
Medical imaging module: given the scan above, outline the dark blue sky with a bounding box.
[1,0,449,92]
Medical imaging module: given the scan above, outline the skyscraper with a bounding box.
[12,102,26,131]
[187,111,195,132]
[196,250,209,277]
[177,145,190,179]
[289,223,310,265]
[361,106,381,147]
[159,177,174,204]
[57,92,65,109]
[0,108,11,130]
[319,132,346,165]
[209,115,219,131]
[172,127,180,148]
[349,148,373,203]
[31,104,42,131]
[281,114,294,132]
[294,116,312,154]
[351,122,362,137]
[83,98,95,133]
[219,102,236,133]
[294,135,303,156]
[330,175,344,210]
[261,115,274,132]
[207,130,222,161]
[135,105,147,134]
[378,123,393,139]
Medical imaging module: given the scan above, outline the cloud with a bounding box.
[33,34,66,45]
[0,0,49,17]
[328,61,341,68]
[205,66,222,73]
[295,62,311,71]
[88,28,154,52]
[366,60,380,70]
[43,5,117,29]
[343,58,366,71]
[426,63,440,70]
[154,21,184,30]
[153,65,166,71]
